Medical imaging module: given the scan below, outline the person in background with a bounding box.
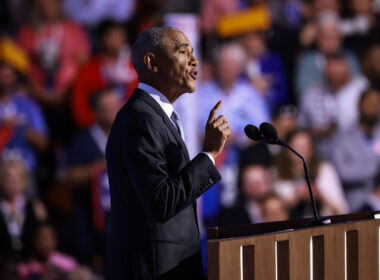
[216,143,274,226]
[239,30,289,113]
[65,89,122,273]
[71,20,138,129]
[260,193,289,223]
[359,171,380,212]
[0,45,48,172]
[18,0,90,109]
[197,43,270,222]
[0,157,47,264]
[275,129,348,218]
[332,89,380,211]
[198,43,270,147]
[295,12,362,96]
[18,222,77,280]
[298,0,341,49]
[361,43,380,92]
[340,0,380,55]
[298,53,367,160]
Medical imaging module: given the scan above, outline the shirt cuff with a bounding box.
[201,152,215,165]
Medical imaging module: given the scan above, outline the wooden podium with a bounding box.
[207,211,380,280]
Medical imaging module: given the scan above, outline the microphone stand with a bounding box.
[271,138,331,227]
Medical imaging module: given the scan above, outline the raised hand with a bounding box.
[202,101,231,159]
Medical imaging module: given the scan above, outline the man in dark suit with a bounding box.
[106,27,231,279]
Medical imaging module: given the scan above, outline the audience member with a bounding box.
[65,89,121,270]
[198,43,270,146]
[239,31,289,113]
[0,157,47,264]
[341,0,380,55]
[298,0,341,49]
[260,193,289,223]
[298,53,367,160]
[18,0,90,108]
[275,129,348,218]
[295,12,362,96]
[216,143,274,226]
[362,43,380,91]
[71,20,137,129]
[0,57,48,172]
[197,43,270,220]
[18,222,77,280]
[332,89,380,211]
[217,162,273,226]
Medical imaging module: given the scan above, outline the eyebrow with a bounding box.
[175,43,193,53]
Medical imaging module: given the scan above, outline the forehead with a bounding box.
[163,30,192,50]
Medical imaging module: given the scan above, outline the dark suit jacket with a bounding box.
[106,88,221,280]
[0,200,39,263]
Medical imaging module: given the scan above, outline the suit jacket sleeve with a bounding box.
[121,112,221,223]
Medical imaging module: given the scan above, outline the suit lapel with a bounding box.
[132,89,190,162]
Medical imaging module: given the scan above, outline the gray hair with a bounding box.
[131,26,180,76]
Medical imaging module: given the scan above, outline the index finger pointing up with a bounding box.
[207,101,222,124]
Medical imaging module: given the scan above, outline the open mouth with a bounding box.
[189,70,198,80]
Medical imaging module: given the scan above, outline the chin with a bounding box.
[188,85,196,93]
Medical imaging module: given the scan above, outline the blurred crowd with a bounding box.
[1,0,380,279]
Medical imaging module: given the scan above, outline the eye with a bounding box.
[179,50,186,54]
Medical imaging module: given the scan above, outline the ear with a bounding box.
[143,52,159,73]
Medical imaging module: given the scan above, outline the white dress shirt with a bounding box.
[138,83,215,165]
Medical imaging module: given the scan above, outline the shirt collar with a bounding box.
[138,82,174,119]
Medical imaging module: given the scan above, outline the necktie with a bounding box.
[170,111,185,141]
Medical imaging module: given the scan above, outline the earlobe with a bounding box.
[144,52,158,73]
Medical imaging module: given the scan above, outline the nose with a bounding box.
[189,53,198,68]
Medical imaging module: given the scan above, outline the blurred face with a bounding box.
[288,132,313,163]
[325,58,350,91]
[241,165,271,201]
[241,32,266,58]
[314,0,340,14]
[0,163,27,200]
[216,49,243,89]
[38,0,61,21]
[94,91,122,129]
[0,64,16,93]
[352,0,372,15]
[156,30,198,93]
[34,226,57,261]
[360,90,380,126]
[102,27,126,55]
[317,23,341,54]
[261,197,289,222]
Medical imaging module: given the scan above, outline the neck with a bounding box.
[140,78,181,104]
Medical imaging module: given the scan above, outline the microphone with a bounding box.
[245,122,331,226]
[244,125,264,141]
[244,124,279,145]
[259,122,278,141]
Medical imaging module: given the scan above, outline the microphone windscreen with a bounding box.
[244,125,262,141]
[259,122,278,139]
